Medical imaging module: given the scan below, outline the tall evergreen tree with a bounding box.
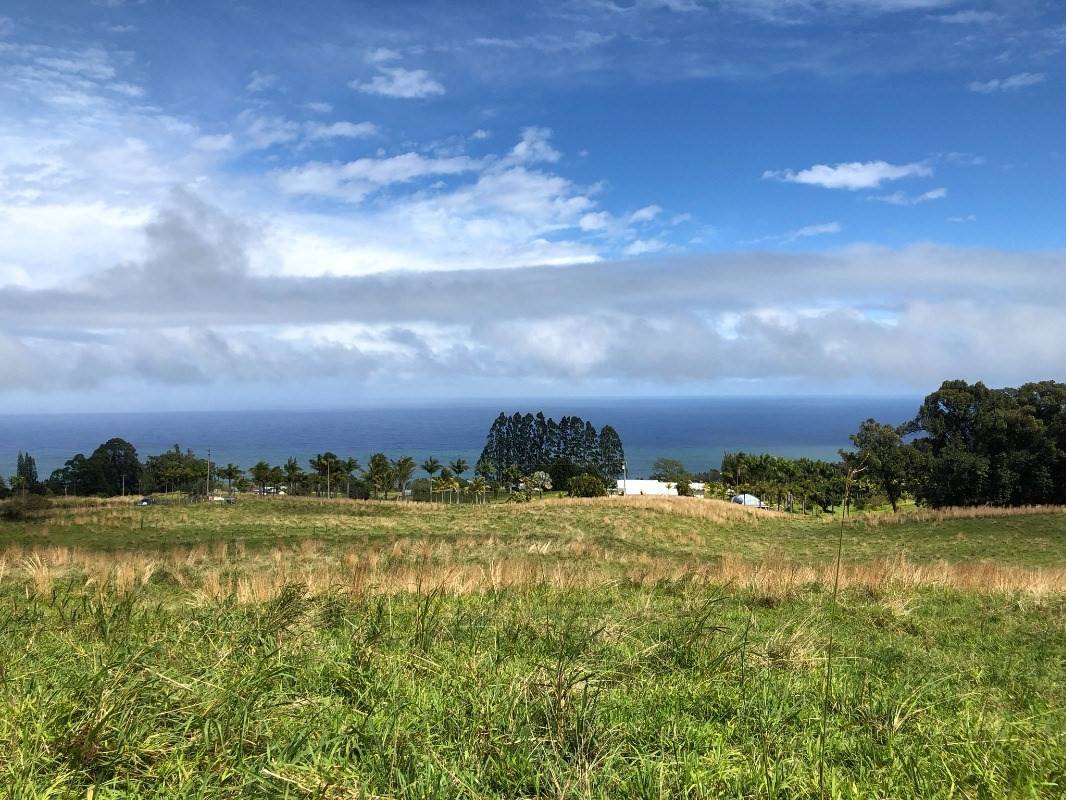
[597,425,625,479]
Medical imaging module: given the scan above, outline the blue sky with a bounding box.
[0,0,1064,410]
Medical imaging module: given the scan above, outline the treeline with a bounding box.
[854,379,1066,509]
[478,412,625,489]
[699,379,1066,512]
[22,442,453,500]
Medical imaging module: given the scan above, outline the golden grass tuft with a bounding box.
[3,540,1063,601]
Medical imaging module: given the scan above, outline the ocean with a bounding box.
[0,397,918,480]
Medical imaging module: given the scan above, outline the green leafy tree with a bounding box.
[651,457,689,483]
[526,470,552,497]
[249,461,272,493]
[674,477,693,497]
[568,473,606,497]
[847,419,912,512]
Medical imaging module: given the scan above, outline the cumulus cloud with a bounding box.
[507,127,561,164]
[352,67,445,98]
[968,72,1046,93]
[763,160,932,190]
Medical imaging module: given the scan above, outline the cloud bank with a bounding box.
[1,192,1063,398]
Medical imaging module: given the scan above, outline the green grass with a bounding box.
[4,495,1066,568]
[1,497,1064,798]
[2,581,1063,798]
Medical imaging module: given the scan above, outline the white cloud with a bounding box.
[628,204,662,223]
[303,101,333,114]
[507,127,561,164]
[471,129,491,140]
[193,133,235,152]
[304,121,378,140]
[937,10,999,24]
[579,211,612,231]
[277,152,478,202]
[238,111,300,150]
[947,214,977,223]
[365,47,401,64]
[764,160,932,190]
[872,187,947,205]
[246,70,277,92]
[783,221,842,242]
[108,81,144,98]
[624,238,666,255]
[352,67,444,99]
[968,72,1046,93]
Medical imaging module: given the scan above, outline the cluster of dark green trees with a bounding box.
[851,379,1066,509]
[0,452,45,499]
[700,380,1066,512]
[478,412,625,491]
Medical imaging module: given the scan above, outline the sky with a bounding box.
[0,0,1064,412]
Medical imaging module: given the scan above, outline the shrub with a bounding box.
[675,478,693,497]
[568,473,607,498]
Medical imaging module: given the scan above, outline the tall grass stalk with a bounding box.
[818,464,862,797]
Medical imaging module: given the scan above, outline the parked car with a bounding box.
[134,496,155,506]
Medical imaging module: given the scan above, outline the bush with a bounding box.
[0,495,51,521]
[675,478,693,497]
[568,473,607,498]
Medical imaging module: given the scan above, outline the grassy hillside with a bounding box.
[1,496,1064,798]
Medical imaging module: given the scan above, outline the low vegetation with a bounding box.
[0,495,1064,797]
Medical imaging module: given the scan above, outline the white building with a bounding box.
[616,479,705,496]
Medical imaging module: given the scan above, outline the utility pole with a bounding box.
[622,462,627,496]
[207,449,211,498]
[326,459,331,499]
[122,474,125,497]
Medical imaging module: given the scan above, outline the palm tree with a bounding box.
[339,457,360,498]
[470,476,488,505]
[216,463,242,492]
[449,459,469,505]
[392,456,416,500]
[431,474,448,504]
[421,458,441,502]
[283,457,304,496]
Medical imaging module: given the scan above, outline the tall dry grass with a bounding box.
[862,504,1066,525]
[529,495,779,523]
[3,541,1063,601]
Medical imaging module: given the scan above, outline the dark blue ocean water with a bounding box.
[0,397,918,480]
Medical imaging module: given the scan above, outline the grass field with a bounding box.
[1,496,1064,798]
